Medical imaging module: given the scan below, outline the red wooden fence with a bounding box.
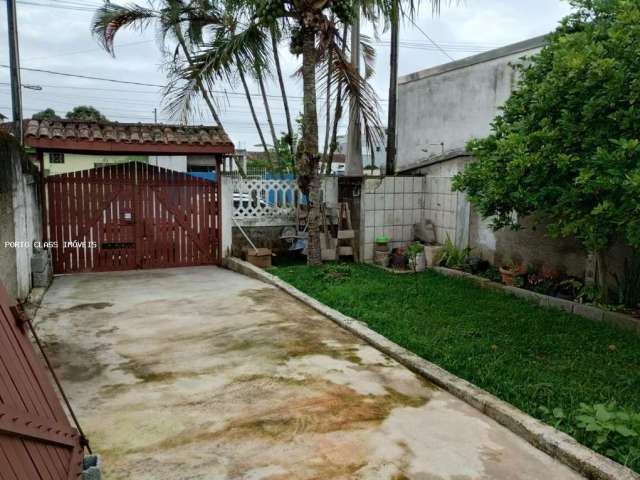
[0,283,84,479]
[44,162,220,274]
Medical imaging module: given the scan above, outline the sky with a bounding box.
[0,0,573,150]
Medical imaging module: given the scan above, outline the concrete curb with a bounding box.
[432,267,640,335]
[224,257,639,480]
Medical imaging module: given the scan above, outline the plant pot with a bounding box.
[423,245,443,267]
[499,267,525,286]
[409,253,426,272]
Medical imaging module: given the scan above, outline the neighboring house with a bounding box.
[396,35,545,171]
[43,152,149,176]
[335,132,387,172]
[394,35,630,281]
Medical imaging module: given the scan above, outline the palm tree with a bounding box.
[92,0,225,127]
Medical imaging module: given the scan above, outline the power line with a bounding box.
[0,0,100,12]
[0,65,388,102]
[23,40,155,62]
[407,18,456,61]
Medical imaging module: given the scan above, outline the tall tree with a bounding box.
[32,108,60,120]
[92,0,224,127]
[171,0,386,264]
[453,0,640,292]
[66,105,108,122]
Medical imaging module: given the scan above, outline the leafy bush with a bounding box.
[540,403,640,470]
[438,236,470,269]
[453,0,640,280]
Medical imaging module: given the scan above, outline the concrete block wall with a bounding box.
[360,176,425,262]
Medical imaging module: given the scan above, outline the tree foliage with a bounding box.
[66,105,109,122]
[453,0,640,253]
[32,108,60,120]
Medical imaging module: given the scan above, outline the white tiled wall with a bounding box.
[360,176,425,262]
[424,176,458,244]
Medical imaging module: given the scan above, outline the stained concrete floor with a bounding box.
[34,266,584,480]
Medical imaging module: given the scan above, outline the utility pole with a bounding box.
[386,0,399,176]
[7,0,23,144]
[345,11,362,177]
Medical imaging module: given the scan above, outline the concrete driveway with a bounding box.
[35,267,583,480]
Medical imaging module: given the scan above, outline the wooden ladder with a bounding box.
[336,202,358,262]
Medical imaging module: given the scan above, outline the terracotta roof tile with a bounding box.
[23,119,234,154]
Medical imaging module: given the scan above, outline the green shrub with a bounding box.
[438,236,470,269]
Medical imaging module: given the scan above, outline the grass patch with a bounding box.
[269,262,640,472]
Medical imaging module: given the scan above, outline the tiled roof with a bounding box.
[23,119,234,155]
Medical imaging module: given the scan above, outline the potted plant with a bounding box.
[406,242,426,272]
[374,235,391,266]
[499,260,525,286]
[390,248,407,270]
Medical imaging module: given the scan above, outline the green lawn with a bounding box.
[269,262,640,472]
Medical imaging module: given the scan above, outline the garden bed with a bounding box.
[269,262,640,474]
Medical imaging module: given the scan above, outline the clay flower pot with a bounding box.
[499,266,525,286]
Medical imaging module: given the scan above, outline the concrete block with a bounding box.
[364,244,374,261]
[374,194,385,210]
[384,177,395,193]
[374,226,384,238]
[374,210,384,227]
[546,296,574,313]
[393,210,403,225]
[384,211,394,226]
[413,177,423,193]
[403,177,413,193]
[403,226,413,241]
[363,193,375,211]
[393,226,403,243]
[384,193,394,210]
[364,212,374,228]
[572,303,605,322]
[503,286,539,302]
[393,193,404,210]
[602,311,640,333]
[403,211,414,226]
[394,177,404,193]
[364,227,375,244]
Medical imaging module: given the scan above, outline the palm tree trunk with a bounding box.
[256,66,283,172]
[325,25,348,175]
[300,25,321,265]
[322,39,333,165]
[237,57,272,168]
[271,29,295,163]
[174,25,224,128]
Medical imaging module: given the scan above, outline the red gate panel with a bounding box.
[0,283,83,479]
[44,162,220,274]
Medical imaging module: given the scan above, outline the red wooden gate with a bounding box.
[0,283,84,479]
[44,162,220,274]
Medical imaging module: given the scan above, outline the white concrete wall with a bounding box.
[396,37,544,172]
[149,155,188,171]
[360,176,425,262]
[221,176,234,258]
[13,173,42,299]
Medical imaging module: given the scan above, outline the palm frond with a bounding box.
[91,2,157,55]
[319,37,385,159]
[164,18,270,121]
